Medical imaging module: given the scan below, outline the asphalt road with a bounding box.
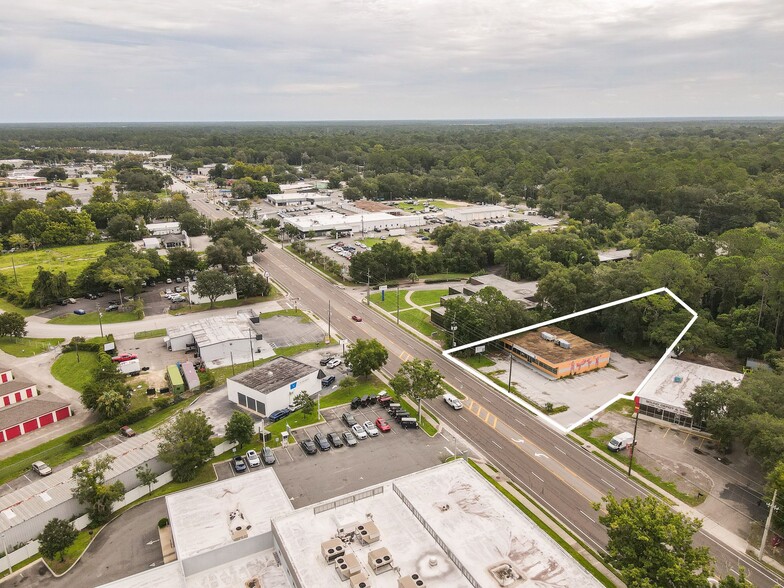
[253,236,783,587]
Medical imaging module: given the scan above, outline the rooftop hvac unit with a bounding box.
[335,553,361,580]
[321,538,346,563]
[398,574,427,588]
[540,331,556,341]
[368,547,394,574]
[349,572,370,588]
[356,521,380,545]
[556,339,572,349]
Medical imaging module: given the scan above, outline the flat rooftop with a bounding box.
[467,274,538,307]
[638,358,743,412]
[353,200,396,213]
[166,468,293,561]
[229,356,318,393]
[167,315,251,347]
[504,327,608,364]
[273,461,601,587]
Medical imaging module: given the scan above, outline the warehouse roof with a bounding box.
[0,394,68,430]
[229,357,318,393]
[0,379,35,397]
[167,315,251,347]
[503,327,608,364]
[0,430,161,533]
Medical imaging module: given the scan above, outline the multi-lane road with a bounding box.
[184,185,781,586]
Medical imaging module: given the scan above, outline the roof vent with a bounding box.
[540,331,556,341]
[244,578,261,588]
[321,538,345,563]
[368,547,393,574]
[555,338,571,349]
[356,521,381,545]
[488,561,525,586]
[349,572,370,588]
[398,575,427,588]
[228,507,251,541]
[335,553,361,580]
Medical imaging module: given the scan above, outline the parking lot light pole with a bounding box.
[98,309,104,339]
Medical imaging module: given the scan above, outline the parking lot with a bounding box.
[214,403,449,508]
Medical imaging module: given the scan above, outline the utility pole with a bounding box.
[261,417,266,450]
[761,488,778,560]
[366,268,371,306]
[396,285,400,325]
[11,255,18,285]
[230,351,235,375]
[451,320,457,348]
[97,309,104,339]
[507,353,513,393]
[627,399,641,478]
[328,299,331,340]
[248,328,255,367]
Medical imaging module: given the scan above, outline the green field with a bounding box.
[369,289,411,312]
[134,328,167,340]
[319,377,387,409]
[356,237,394,248]
[461,354,495,369]
[51,351,100,392]
[409,289,448,306]
[399,309,443,340]
[49,310,140,325]
[0,243,111,292]
[0,298,38,317]
[0,336,64,357]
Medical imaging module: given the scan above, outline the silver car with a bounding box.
[362,420,379,437]
[351,423,368,440]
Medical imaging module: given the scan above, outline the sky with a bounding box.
[1,0,783,122]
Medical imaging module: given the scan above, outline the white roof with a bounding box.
[278,181,314,191]
[286,211,422,230]
[166,468,293,560]
[147,221,181,231]
[638,358,743,411]
[0,431,162,533]
[167,315,251,347]
[273,461,601,587]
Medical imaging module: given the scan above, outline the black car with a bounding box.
[350,397,362,409]
[321,375,336,387]
[327,432,344,448]
[313,432,331,451]
[232,455,247,473]
[85,293,98,300]
[319,356,335,366]
[342,412,357,427]
[301,439,317,455]
[58,299,69,306]
[268,408,291,422]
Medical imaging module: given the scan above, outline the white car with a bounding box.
[245,450,261,468]
[351,423,368,440]
[326,358,342,369]
[362,420,379,437]
[443,393,463,410]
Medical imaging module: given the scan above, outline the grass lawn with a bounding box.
[357,237,392,247]
[430,199,461,209]
[417,272,474,282]
[398,309,443,340]
[258,308,310,322]
[45,528,95,575]
[266,410,323,446]
[461,354,495,369]
[169,292,278,315]
[51,350,100,392]
[409,289,448,306]
[134,328,167,340]
[49,310,140,325]
[0,336,63,357]
[320,376,387,409]
[0,298,38,317]
[369,289,411,312]
[0,243,111,293]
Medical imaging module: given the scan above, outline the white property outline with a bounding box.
[442,287,698,433]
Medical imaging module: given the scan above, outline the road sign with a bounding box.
[634,396,640,413]
[379,285,388,292]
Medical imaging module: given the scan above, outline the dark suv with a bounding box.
[327,432,344,448]
[322,375,336,387]
[342,412,357,427]
[313,432,331,451]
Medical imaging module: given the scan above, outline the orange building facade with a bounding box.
[502,327,610,379]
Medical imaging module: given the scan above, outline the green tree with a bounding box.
[193,269,235,308]
[107,213,141,242]
[38,518,78,562]
[0,312,27,338]
[205,237,244,271]
[95,387,131,420]
[71,455,126,526]
[233,266,271,298]
[345,339,388,378]
[157,409,214,482]
[225,410,255,449]
[177,211,207,236]
[135,463,158,496]
[27,267,70,308]
[717,568,750,587]
[294,390,316,417]
[594,493,713,588]
[389,359,443,420]
[167,247,201,278]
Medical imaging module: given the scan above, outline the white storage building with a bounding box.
[444,205,508,223]
[283,211,425,237]
[227,357,322,416]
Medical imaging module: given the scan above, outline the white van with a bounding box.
[607,432,635,452]
[443,393,463,410]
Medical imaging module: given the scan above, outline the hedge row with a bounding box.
[62,334,115,353]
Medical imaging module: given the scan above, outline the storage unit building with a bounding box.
[227,357,322,417]
[0,365,12,384]
[166,365,185,395]
[0,395,72,443]
[180,361,200,392]
[0,380,37,407]
[501,327,610,379]
[444,205,509,223]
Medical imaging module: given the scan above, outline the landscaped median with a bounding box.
[49,309,140,325]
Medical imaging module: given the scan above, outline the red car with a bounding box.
[111,353,138,363]
[375,417,391,432]
[352,315,363,322]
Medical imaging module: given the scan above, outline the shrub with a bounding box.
[158,518,169,528]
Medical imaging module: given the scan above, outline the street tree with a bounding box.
[293,391,316,417]
[225,411,255,449]
[233,266,271,298]
[38,518,78,562]
[345,339,388,379]
[167,247,201,278]
[157,409,214,482]
[135,464,158,496]
[193,269,235,308]
[71,456,126,526]
[594,493,713,588]
[205,237,244,271]
[178,211,207,236]
[389,359,443,420]
[0,312,27,338]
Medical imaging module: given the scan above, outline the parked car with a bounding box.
[73,309,86,315]
[350,397,362,410]
[319,356,335,366]
[342,431,358,447]
[300,439,318,455]
[363,420,379,437]
[166,278,173,284]
[342,412,358,427]
[351,315,363,322]
[327,432,344,448]
[351,423,368,440]
[31,461,52,476]
[375,417,391,432]
[85,293,97,300]
[262,446,276,465]
[58,299,69,306]
[105,304,119,312]
[377,394,393,407]
[607,432,635,452]
[66,298,76,304]
[120,425,136,437]
[112,353,138,363]
[245,449,261,467]
[232,455,247,472]
[313,432,331,451]
[321,375,336,387]
[326,358,342,369]
[443,393,463,410]
[268,408,291,422]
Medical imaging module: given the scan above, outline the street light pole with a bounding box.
[248,328,255,367]
[451,320,457,348]
[328,299,331,341]
[97,309,104,339]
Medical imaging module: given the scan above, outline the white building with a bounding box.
[142,237,161,250]
[186,279,237,306]
[283,211,425,237]
[278,181,315,192]
[146,221,181,236]
[226,357,322,416]
[165,314,275,367]
[268,193,312,207]
[444,205,508,223]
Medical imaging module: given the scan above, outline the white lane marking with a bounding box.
[491,439,503,449]
[532,473,544,483]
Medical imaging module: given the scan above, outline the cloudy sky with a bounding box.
[1,0,782,122]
